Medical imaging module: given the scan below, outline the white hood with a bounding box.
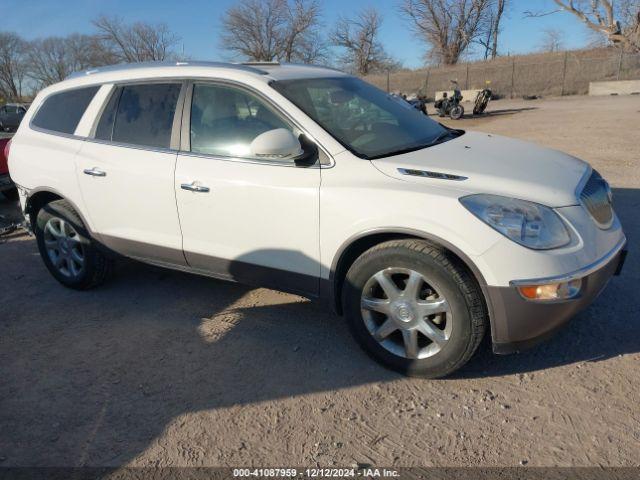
[371,131,589,207]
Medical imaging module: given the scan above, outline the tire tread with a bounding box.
[38,199,112,290]
[345,239,487,378]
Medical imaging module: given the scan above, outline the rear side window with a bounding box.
[31,87,99,135]
[96,83,181,149]
[94,87,122,141]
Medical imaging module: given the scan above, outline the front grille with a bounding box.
[580,170,613,228]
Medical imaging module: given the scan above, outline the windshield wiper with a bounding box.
[368,129,465,159]
[427,129,463,147]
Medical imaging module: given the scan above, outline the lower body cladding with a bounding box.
[487,239,627,354]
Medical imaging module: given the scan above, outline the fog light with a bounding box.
[517,278,582,301]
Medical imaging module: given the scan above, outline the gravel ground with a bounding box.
[0,95,639,468]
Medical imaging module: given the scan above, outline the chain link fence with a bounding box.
[363,48,640,100]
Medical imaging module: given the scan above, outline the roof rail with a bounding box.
[241,61,344,74]
[241,61,280,66]
[66,61,269,80]
[280,62,345,73]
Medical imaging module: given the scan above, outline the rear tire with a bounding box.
[35,200,113,290]
[342,239,487,378]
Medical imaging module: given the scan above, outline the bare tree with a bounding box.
[540,28,565,52]
[331,8,398,75]
[27,35,112,87]
[401,0,494,65]
[221,0,285,61]
[0,32,28,101]
[526,0,640,52]
[93,15,180,62]
[220,0,325,63]
[476,0,508,59]
[281,0,325,62]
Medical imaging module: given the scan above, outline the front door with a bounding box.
[76,82,187,266]
[174,82,321,297]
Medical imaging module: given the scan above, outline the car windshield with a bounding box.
[271,76,455,159]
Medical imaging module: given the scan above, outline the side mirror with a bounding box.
[250,129,303,160]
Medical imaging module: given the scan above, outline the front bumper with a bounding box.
[0,173,14,192]
[487,239,627,354]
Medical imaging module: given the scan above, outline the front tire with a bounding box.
[343,239,487,378]
[35,200,113,290]
[450,105,464,120]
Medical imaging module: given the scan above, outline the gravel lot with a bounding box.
[1,95,639,468]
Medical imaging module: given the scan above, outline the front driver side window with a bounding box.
[190,83,292,159]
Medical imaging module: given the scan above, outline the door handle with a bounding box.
[181,182,210,193]
[83,167,106,177]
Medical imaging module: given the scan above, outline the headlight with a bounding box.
[460,194,571,250]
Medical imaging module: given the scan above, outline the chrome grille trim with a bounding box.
[580,169,614,229]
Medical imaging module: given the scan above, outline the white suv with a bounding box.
[8,62,626,377]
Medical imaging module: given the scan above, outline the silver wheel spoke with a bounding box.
[362,267,452,360]
[402,329,419,358]
[374,319,397,341]
[362,296,392,315]
[403,270,423,300]
[417,319,447,345]
[46,221,61,238]
[44,217,85,278]
[54,253,65,268]
[417,298,449,316]
[70,248,84,263]
[70,259,81,276]
[374,271,400,300]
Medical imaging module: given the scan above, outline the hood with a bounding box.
[371,131,589,207]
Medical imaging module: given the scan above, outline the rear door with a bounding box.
[75,81,187,266]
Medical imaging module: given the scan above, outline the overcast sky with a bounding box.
[3,0,596,68]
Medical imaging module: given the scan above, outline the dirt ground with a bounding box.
[1,95,639,468]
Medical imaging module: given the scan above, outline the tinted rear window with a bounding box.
[31,87,99,135]
[108,83,181,149]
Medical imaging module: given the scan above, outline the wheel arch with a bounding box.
[25,188,93,236]
[328,228,491,319]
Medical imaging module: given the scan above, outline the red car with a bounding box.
[1,137,17,200]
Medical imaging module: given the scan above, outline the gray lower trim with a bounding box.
[185,251,319,298]
[99,235,187,267]
[488,246,623,350]
[98,233,321,298]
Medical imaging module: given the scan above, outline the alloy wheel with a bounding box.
[361,267,452,359]
[43,217,85,279]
